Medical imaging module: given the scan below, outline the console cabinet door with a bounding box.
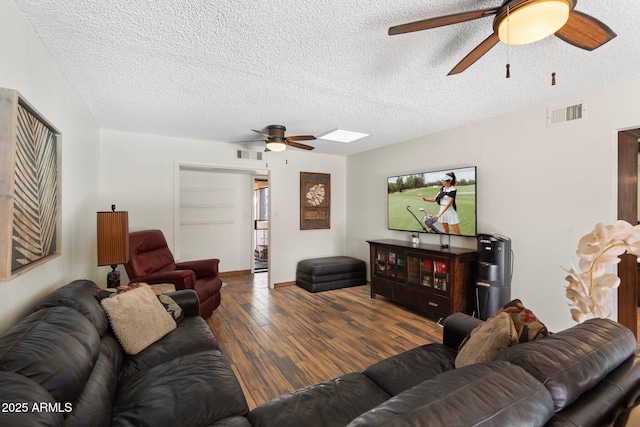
[430,257,451,295]
[368,240,476,320]
[374,247,406,281]
[394,283,420,310]
[406,253,450,295]
[375,248,388,276]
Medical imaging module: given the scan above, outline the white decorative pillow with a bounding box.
[100,285,176,355]
[455,311,518,368]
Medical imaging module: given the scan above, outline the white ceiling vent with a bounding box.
[236,150,263,161]
[547,102,585,127]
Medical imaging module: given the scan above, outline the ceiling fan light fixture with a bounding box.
[497,0,571,45]
[266,138,287,152]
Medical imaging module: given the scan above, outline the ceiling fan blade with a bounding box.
[251,128,270,138]
[388,7,499,36]
[448,32,500,75]
[232,139,266,144]
[286,135,316,141]
[555,10,616,51]
[288,141,315,151]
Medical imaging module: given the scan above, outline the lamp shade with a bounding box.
[97,211,129,266]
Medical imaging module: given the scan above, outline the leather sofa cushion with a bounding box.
[248,372,391,427]
[65,333,123,427]
[497,317,638,411]
[363,343,456,396]
[0,306,100,403]
[35,279,109,337]
[120,316,220,378]
[112,350,248,426]
[348,361,555,427]
[0,371,64,426]
[606,351,640,411]
[545,355,640,427]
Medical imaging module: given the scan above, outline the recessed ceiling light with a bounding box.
[317,128,369,143]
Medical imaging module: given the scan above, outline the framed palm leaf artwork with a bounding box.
[0,88,61,281]
[300,172,330,230]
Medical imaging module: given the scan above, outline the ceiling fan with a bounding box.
[388,0,616,75]
[235,125,316,152]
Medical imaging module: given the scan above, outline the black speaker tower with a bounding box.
[476,233,512,320]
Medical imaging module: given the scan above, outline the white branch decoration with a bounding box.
[564,220,640,323]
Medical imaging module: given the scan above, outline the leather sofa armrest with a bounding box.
[129,270,197,290]
[165,289,201,317]
[442,312,483,351]
[176,259,220,278]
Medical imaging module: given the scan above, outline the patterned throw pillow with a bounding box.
[492,299,549,343]
[96,283,183,324]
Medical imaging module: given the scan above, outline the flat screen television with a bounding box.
[387,166,477,237]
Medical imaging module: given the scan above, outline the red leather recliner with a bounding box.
[124,229,222,318]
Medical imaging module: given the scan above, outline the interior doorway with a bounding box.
[617,128,640,337]
[174,162,269,278]
[253,177,269,272]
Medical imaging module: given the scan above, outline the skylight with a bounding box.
[317,128,369,143]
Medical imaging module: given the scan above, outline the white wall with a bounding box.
[348,80,640,333]
[0,0,100,333]
[99,129,347,286]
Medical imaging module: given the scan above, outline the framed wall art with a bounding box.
[300,172,330,230]
[0,88,62,281]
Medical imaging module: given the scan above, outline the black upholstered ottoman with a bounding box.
[296,256,367,293]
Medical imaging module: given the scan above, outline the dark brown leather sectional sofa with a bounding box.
[1,280,639,426]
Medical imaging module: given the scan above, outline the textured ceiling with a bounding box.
[13,0,639,156]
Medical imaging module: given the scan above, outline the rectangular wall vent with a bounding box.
[236,150,263,161]
[547,102,585,127]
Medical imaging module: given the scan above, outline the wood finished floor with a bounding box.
[206,273,443,410]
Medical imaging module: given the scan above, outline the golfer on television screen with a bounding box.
[422,172,461,235]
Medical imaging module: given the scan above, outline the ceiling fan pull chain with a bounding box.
[505,5,511,79]
[551,37,557,86]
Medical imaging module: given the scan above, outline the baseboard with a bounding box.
[274,281,295,288]
[219,269,252,278]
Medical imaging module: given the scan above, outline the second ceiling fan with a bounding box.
[388,0,616,75]
[244,125,316,152]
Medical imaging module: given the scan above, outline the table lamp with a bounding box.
[97,205,129,287]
